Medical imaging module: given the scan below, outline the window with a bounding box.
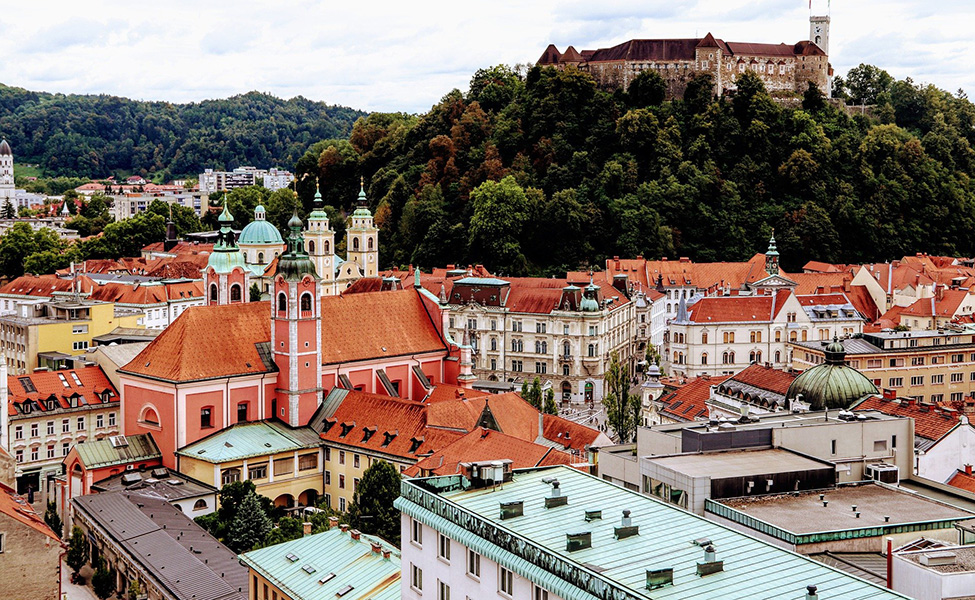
[952,392,964,402]
[951,372,964,383]
[249,463,267,480]
[47,420,55,435]
[14,450,22,463]
[873,440,888,452]
[339,450,346,465]
[77,417,85,431]
[512,360,523,372]
[324,447,331,461]
[14,425,22,440]
[339,497,346,511]
[201,407,212,428]
[467,548,480,578]
[237,402,248,423]
[72,324,88,334]
[72,340,89,351]
[438,533,450,561]
[46,445,55,459]
[912,356,925,366]
[750,331,761,343]
[830,439,836,455]
[952,353,964,363]
[932,374,945,384]
[299,453,318,471]
[490,338,497,351]
[535,362,547,374]
[274,457,294,476]
[499,566,514,596]
[534,585,549,600]
[339,474,346,489]
[62,442,70,456]
[888,377,903,388]
[230,284,242,303]
[701,352,708,365]
[300,293,312,312]
[438,580,450,600]
[353,453,360,469]
[108,413,116,427]
[221,468,241,485]
[95,414,104,428]
[723,332,735,343]
[411,518,423,545]
[411,564,423,592]
[931,394,944,402]
[910,376,924,386]
[324,471,331,485]
[277,293,287,313]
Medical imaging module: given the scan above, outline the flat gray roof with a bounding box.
[645,448,830,478]
[901,545,975,573]
[716,484,974,534]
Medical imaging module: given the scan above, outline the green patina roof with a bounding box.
[786,363,879,410]
[208,196,247,273]
[239,529,400,600]
[239,207,284,245]
[275,211,318,281]
[397,467,911,600]
[176,420,321,464]
[75,433,161,470]
[206,249,247,274]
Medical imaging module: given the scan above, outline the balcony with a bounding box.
[558,354,573,363]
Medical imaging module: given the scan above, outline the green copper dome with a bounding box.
[580,277,600,312]
[239,205,284,245]
[352,178,372,219]
[275,211,318,281]
[786,338,878,410]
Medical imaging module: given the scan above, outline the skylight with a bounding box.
[286,553,299,563]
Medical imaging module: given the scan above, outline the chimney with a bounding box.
[302,521,312,537]
[696,545,723,576]
[371,542,382,554]
[545,479,568,508]
[340,524,349,533]
[806,585,819,600]
[615,510,639,540]
[382,549,391,560]
[328,516,339,529]
[966,464,973,476]
[350,529,361,541]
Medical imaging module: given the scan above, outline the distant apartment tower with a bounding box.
[199,167,294,193]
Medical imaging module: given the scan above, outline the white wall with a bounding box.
[891,552,975,600]
[919,423,975,483]
[400,513,563,600]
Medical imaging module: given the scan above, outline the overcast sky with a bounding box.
[0,0,970,113]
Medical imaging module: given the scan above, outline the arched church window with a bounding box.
[368,237,374,250]
[324,241,330,253]
[278,293,287,313]
[230,284,242,303]
[353,238,360,251]
[258,252,264,263]
[300,293,312,312]
[309,241,315,255]
[701,352,708,365]
[209,283,217,304]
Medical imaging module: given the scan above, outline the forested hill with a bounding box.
[0,84,366,179]
[292,64,975,275]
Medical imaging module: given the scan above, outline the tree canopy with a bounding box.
[348,459,401,546]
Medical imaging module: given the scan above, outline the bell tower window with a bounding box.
[300,292,312,313]
[353,238,360,251]
[209,283,217,304]
[277,292,287,313]
[309,241,315,254]
[324,241,330,253]
[230,284,242,303]
[367,237,374,250]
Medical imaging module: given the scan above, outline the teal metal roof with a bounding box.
[176,420,321,463]
[74,433,161,470]
[239,218,284,245]
[397,467,911,600]
[786,363,878,410]
[239,529,400,600]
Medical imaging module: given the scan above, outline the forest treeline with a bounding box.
[0,84,365,180]
[291,64,975,275]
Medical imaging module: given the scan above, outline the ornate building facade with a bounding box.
[538,14,832,98]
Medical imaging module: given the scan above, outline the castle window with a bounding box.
[702,60,708,69]
[308,241,315,254]
[739,63,745,73]
[230,284,242,303]
[300,292,313,312]
[209,283,217,304]
[278,292,287,313]
[353,238,360,251]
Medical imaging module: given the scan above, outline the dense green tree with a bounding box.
[521,377,543,410]
[43,501,62,538]
[0,223,65,278]
[602,351,640,443]
[842,63,895,105]
[147,199,204,236]
[348,459,401,546]
[227,492,273,553]
[544,388,557,415]
[249,282,262,302]
[66,526,89,576]
[92,558,117,600]
[627,70,667,108]
[468,176,530,275]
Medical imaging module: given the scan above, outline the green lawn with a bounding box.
[14,163,43,178]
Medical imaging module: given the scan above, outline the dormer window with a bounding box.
[362,427,376,443]
[339,422,355,438]
[322,418,336,434]
[381,431,397,447]
[408,437,424,453]
[47,399,57,411]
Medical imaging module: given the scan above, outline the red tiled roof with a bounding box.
[0,482,60,541]
[121,302,272,382]
[7,366,118,416]
[0,275,204,306]
[802,261,844,273]
[794,293,852,307]
[687,295,774,323]
[423,384,489,404]
[901,290,970,318]
[846,285,881,322]
[121,289,448,382]
[948,470,975,494]
[658,376,730,422]
[728,364,797,395]
[402,428,577,477]
[852,396,964,442]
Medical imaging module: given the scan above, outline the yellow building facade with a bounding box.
[0,299,143,373]
[176,420,323,508]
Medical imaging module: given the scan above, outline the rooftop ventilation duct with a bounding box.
[615,510,639,540]
[806,585,819,600]
[500,501,524,520]
[565,531,591,552]
[544,479,568,508]
[646,567,673,590]
[696,545,723,576]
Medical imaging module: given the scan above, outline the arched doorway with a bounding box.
[298,489,318,507]
[584,381,594,407]
[561,381,572,406]
[274,494,295,508]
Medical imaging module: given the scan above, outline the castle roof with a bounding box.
[537,44,562,65]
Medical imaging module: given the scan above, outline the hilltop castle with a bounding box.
[538,14,832,98]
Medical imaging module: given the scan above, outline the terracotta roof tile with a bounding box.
[688,295,774,323]
[658,376,730,422]
[402,428,577,477]
[901,290,971,318]
[423,384,489,404]
[948,470,975,494]
[7,366,118,416]
[853,396,964,442]
[728,364,797,395]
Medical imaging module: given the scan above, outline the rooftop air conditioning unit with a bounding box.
[865,463,899,484]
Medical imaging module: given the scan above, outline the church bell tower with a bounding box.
[345,178,379,278]
[305,185,336,295]
[810,14,830,55]
[272,212,322,427]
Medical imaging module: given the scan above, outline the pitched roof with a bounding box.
[852,396,966,442]
[948,469,975,494]
[422,383,489,404]
[176,421,322,463]
[73,434,161,470]
[901,289,971,318]
[121,302,272,382]
[403,428,577,477]
[587,38,701,62]
[7,365,118,417]
[239,529,400,600]
[686,294,775,323]
[658,376,730,422]
[729,363,798,395]
[0,482,59,541]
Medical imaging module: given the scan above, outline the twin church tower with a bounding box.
[203,180,379,307]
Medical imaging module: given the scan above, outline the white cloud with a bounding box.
[0,0,970,112]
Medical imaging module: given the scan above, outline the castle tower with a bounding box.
[305,186,336,295]
[271,212,322,427]
[345,178,379,278]
[0,139,14,202]
[204,199,250,305]
[810,14,830,55]
[765,231,780,276]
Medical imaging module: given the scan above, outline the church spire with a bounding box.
[765,229,780,276]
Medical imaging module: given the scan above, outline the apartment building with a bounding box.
[199,166,294,193]
[792,329,975,404]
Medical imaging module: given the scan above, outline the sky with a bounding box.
[0,0,971,113]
